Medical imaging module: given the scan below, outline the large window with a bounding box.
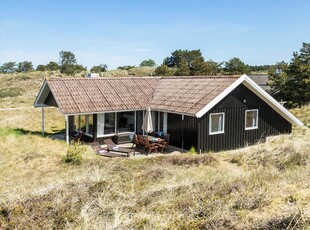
[136,111,143,134]
[209,112,225,135]
[245,109,258,130]
[97,113,116,137]
[118,111,135,133]
[151,111,158,132]
[77,115,93,137]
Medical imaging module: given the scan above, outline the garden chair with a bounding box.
[143,136,158,155]
[132,134,142,150]
[90,142,128,158]
[159,133,170,152]
[103,139,136,157]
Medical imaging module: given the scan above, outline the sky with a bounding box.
[0,0,309,70]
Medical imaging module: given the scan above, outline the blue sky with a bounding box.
[0,0,309,69]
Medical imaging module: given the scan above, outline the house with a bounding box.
[34,74,303,152]
[248,74,270,91]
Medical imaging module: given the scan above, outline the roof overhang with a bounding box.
[195,74,304,126]
[33,79,62,112]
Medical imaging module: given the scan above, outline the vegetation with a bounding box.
[268,43,310,107]
[64,142,86,164]
[158,49,221,76]
[117,65,136,70]
[0,61,34,73]
[223,57,250,74]
[90,64,108,73]
[59,50,86,75]
[139,59,156,67]
[37,61,60,71]
[0,72,309,228]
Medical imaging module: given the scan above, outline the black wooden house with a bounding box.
[34,74,303,152]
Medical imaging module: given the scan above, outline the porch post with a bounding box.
[42,107,45,136]
[65,115,69,145]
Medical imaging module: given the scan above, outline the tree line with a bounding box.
[1,44,309,107]
[0,50,271,75]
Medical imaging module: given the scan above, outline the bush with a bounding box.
[189,146,197,154]
[64,143,85,165]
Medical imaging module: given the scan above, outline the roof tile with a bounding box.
[45,76,239,116]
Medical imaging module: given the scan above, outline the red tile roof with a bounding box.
[47,77,160,114]
[44,76,239,116]
[149,76,238,116]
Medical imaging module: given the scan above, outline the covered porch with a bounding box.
[66,110,168,145]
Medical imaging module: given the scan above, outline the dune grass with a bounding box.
[0,72,309,229]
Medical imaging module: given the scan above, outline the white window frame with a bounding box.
[97,113,116,138]
[245,109,259,130]
[209,112,225,135]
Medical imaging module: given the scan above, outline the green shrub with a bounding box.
[64,143,85,165]
[189,146,197,154]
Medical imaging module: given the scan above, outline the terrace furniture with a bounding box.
[132,134,142,150]
[103,139,136,157]
[158,133,170,152]
[90,142,127,158]
[70,131,84,143]
[137,134,145,149]
[143,136,159,155]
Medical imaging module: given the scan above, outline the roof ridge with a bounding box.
[161,75,241,79]
[48,76,161,81]
[48,75,241,81]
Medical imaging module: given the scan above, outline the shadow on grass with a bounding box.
[13,128,66,137]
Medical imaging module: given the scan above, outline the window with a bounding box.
[245,109,258,130]
[151,111,158,132]
[80,115,93,136]
[118,111,135,133]
[209,112,225,135]
[136,111,144,133]
[97,113,116,137]
[104,113,116,134]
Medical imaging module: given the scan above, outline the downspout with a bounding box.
[65,115,69,145]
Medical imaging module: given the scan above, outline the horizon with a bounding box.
[0,0,309,69]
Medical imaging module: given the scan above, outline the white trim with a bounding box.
[195,74,303,127]
[65,115,69,145]
[33,80,47,107]
[97,112,116,137]
[242,75,303,126]
[163,112,167,133]
[66,109,143,116]
[245,109,258,130]
[196,76,245,118]
[157,111,160,131]
[116,131,132,135]
[97,134,115,138]
[209,112,225,135]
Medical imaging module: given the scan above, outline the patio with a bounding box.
[95,142,183,158]
[49,133,183,157]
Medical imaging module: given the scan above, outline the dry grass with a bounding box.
[0,72,309,229]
